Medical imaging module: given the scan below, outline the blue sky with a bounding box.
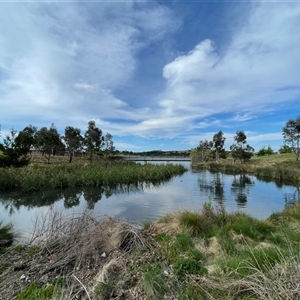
[1,1,300,152]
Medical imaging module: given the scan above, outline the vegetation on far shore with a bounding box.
[1,202,300,299]
[192,153,300,184]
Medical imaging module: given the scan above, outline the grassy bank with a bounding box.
[193,153,300,183]
[0,161,187,191]
[1,203,300,299]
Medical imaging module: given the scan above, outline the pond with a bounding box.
[0,161,299,237]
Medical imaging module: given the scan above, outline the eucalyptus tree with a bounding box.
[103,132,115,157]
[34,124,62,163]
[283,116,300,161]
[15,124,37,154]
[63,126,83,163]
[212,130,226,163]
[197,139,213,161]
[84,121,104,162]
[230,131,254,163]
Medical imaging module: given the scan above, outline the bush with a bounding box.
[257,145,275,156]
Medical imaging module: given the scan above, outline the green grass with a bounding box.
[0,161,187,191]
[17,283,58,300]
[178,203,227,237]
[142,263,169,300]
[173,257,207,277]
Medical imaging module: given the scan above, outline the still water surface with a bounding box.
[0,162,299,236]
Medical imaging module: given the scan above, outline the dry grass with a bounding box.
[22,210,147,299]
[29,210,145,269]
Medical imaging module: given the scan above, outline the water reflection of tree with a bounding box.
[0,183,150,214]
[213,173,225,206]
[62,189,82,209]
[231,175,254,207]
[83,187,105,210]
[198,171,225,206]
[284,186,300,207]
[0,190,64,214]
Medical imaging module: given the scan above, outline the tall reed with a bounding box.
[0,162,187,191]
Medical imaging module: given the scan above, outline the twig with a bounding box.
[73,275,91,300]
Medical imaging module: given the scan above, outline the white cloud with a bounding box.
[159,2,300,128]
[73,83,98,92]
[0,2,177,129]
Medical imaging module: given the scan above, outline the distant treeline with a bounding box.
[121,150,191,157]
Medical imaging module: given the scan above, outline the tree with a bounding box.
[196,139,213,161]
[257,145,275,156]
[84,121,104,162]
[15,125,37,155]
[34,124,62,164]
[103,132,115,156]
[63,126,83,163]
[283,116,300,161]
[278,144,292,154]
[212,130,226,163]
[0,128,31,167]
[230,131,254,163]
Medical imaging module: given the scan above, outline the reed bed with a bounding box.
[0,162,187,191]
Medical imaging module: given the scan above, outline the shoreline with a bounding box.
[1,203,300,299]
[191,153,300,184]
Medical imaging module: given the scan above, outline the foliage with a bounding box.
[63,126,83,163]
[34,124,64,164]
[0,128,31,167]
[84,120,104,162]
[257,145,275,156]
[282,116,300,161]
[196,139,213,161]
[230,131,254,163]
[278,144,293,154]
[212,130,226,162]
[15,125,37,153]
[103,132,115,156]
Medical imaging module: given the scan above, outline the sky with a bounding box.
[1,0,300,152]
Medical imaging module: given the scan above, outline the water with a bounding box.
[0,162,299,236]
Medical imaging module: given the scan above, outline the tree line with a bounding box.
[194,130,255,163]
[0,120,115,167]
[194,115,300,163]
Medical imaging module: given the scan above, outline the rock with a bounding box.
[20,274,26,280]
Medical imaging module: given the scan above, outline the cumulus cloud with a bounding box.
[159,2,300,129]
